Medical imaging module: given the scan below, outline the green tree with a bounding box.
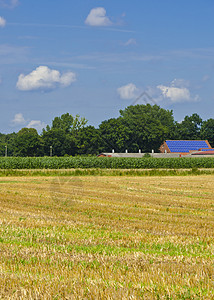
[0,132,17,156]
[42,128,76,156]
[76,126,102,155]
[14,128,43,157]
[200,118,214,147]
[176,113,202,140]
[51,113,87,133]
[119,104,176,152]
[41,113,88,156]
[98,117,131,152]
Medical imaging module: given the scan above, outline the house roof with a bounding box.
[191,150,214,155]
[165,140,211,153]
[200,148,214,152]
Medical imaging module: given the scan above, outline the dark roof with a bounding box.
[165,140,210,153]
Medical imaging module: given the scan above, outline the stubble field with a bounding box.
[0,174,214,299]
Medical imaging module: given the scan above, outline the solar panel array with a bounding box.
[201,148,214,152]
[166,140,209,153]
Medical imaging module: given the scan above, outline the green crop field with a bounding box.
[1,156,214,169]
[0,174,214,299]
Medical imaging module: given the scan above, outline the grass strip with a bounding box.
[1,168,214,176]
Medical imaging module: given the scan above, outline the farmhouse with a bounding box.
[160,140,214,156]
[98,140,214,158]
[97,152,180,158]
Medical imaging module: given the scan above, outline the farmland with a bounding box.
[1,156,214,169]
[0,174,214,299]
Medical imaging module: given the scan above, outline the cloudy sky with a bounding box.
[0,0,214,133]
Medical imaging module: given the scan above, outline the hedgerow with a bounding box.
[0,157,214,169]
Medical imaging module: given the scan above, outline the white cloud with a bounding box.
[0,17,6,27]
[85,7,112,27]
[12,113,26,125]
[27,120,46,132]
[117,83,139,100]
[157,85,191,102]
[157,79,199,103]
[170,78,190,88]
[11,113,46,132]
[16,66,76,91]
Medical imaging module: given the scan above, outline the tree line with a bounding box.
[1,104,214,157]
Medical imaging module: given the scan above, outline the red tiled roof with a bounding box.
[191,150,214,155]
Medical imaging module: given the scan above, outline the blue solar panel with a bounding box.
[166,140,209,153]
[201,148,214,152]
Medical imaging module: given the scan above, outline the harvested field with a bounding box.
[0,175,214,299]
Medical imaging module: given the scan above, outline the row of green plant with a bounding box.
[0,156,214,170]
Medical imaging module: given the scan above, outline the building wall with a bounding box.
[159,141,170,153]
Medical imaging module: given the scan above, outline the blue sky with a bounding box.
[0,0,214,133]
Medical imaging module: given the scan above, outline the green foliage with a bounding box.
[201,118,214,147]
[0,132,16,156]
[41,113,88,156]
[51,113,87,133]
[119,104,176,152]
[0,157,214,169]
[42,128,76,156]
[75,126,102,155]
[0,108,213,157]
[99,117,131,152]
[13,128,43,157]
[175,113,202,140]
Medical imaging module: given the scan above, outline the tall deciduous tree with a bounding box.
[200,118,214,147]
[42,113,88,156]
[14,128,43,157]
[76,126,102,155]
[119,104,176,152]
[51,113,87,133]
[99,117,131,153]
[176,113,202,140]
[0,132,17,156]
[42,128,76,156]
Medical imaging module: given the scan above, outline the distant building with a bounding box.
[97,152,181,158]
[97,140,214,158]
[190,149,214,156]
[160,140,214,156]
[97,153,144,158]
